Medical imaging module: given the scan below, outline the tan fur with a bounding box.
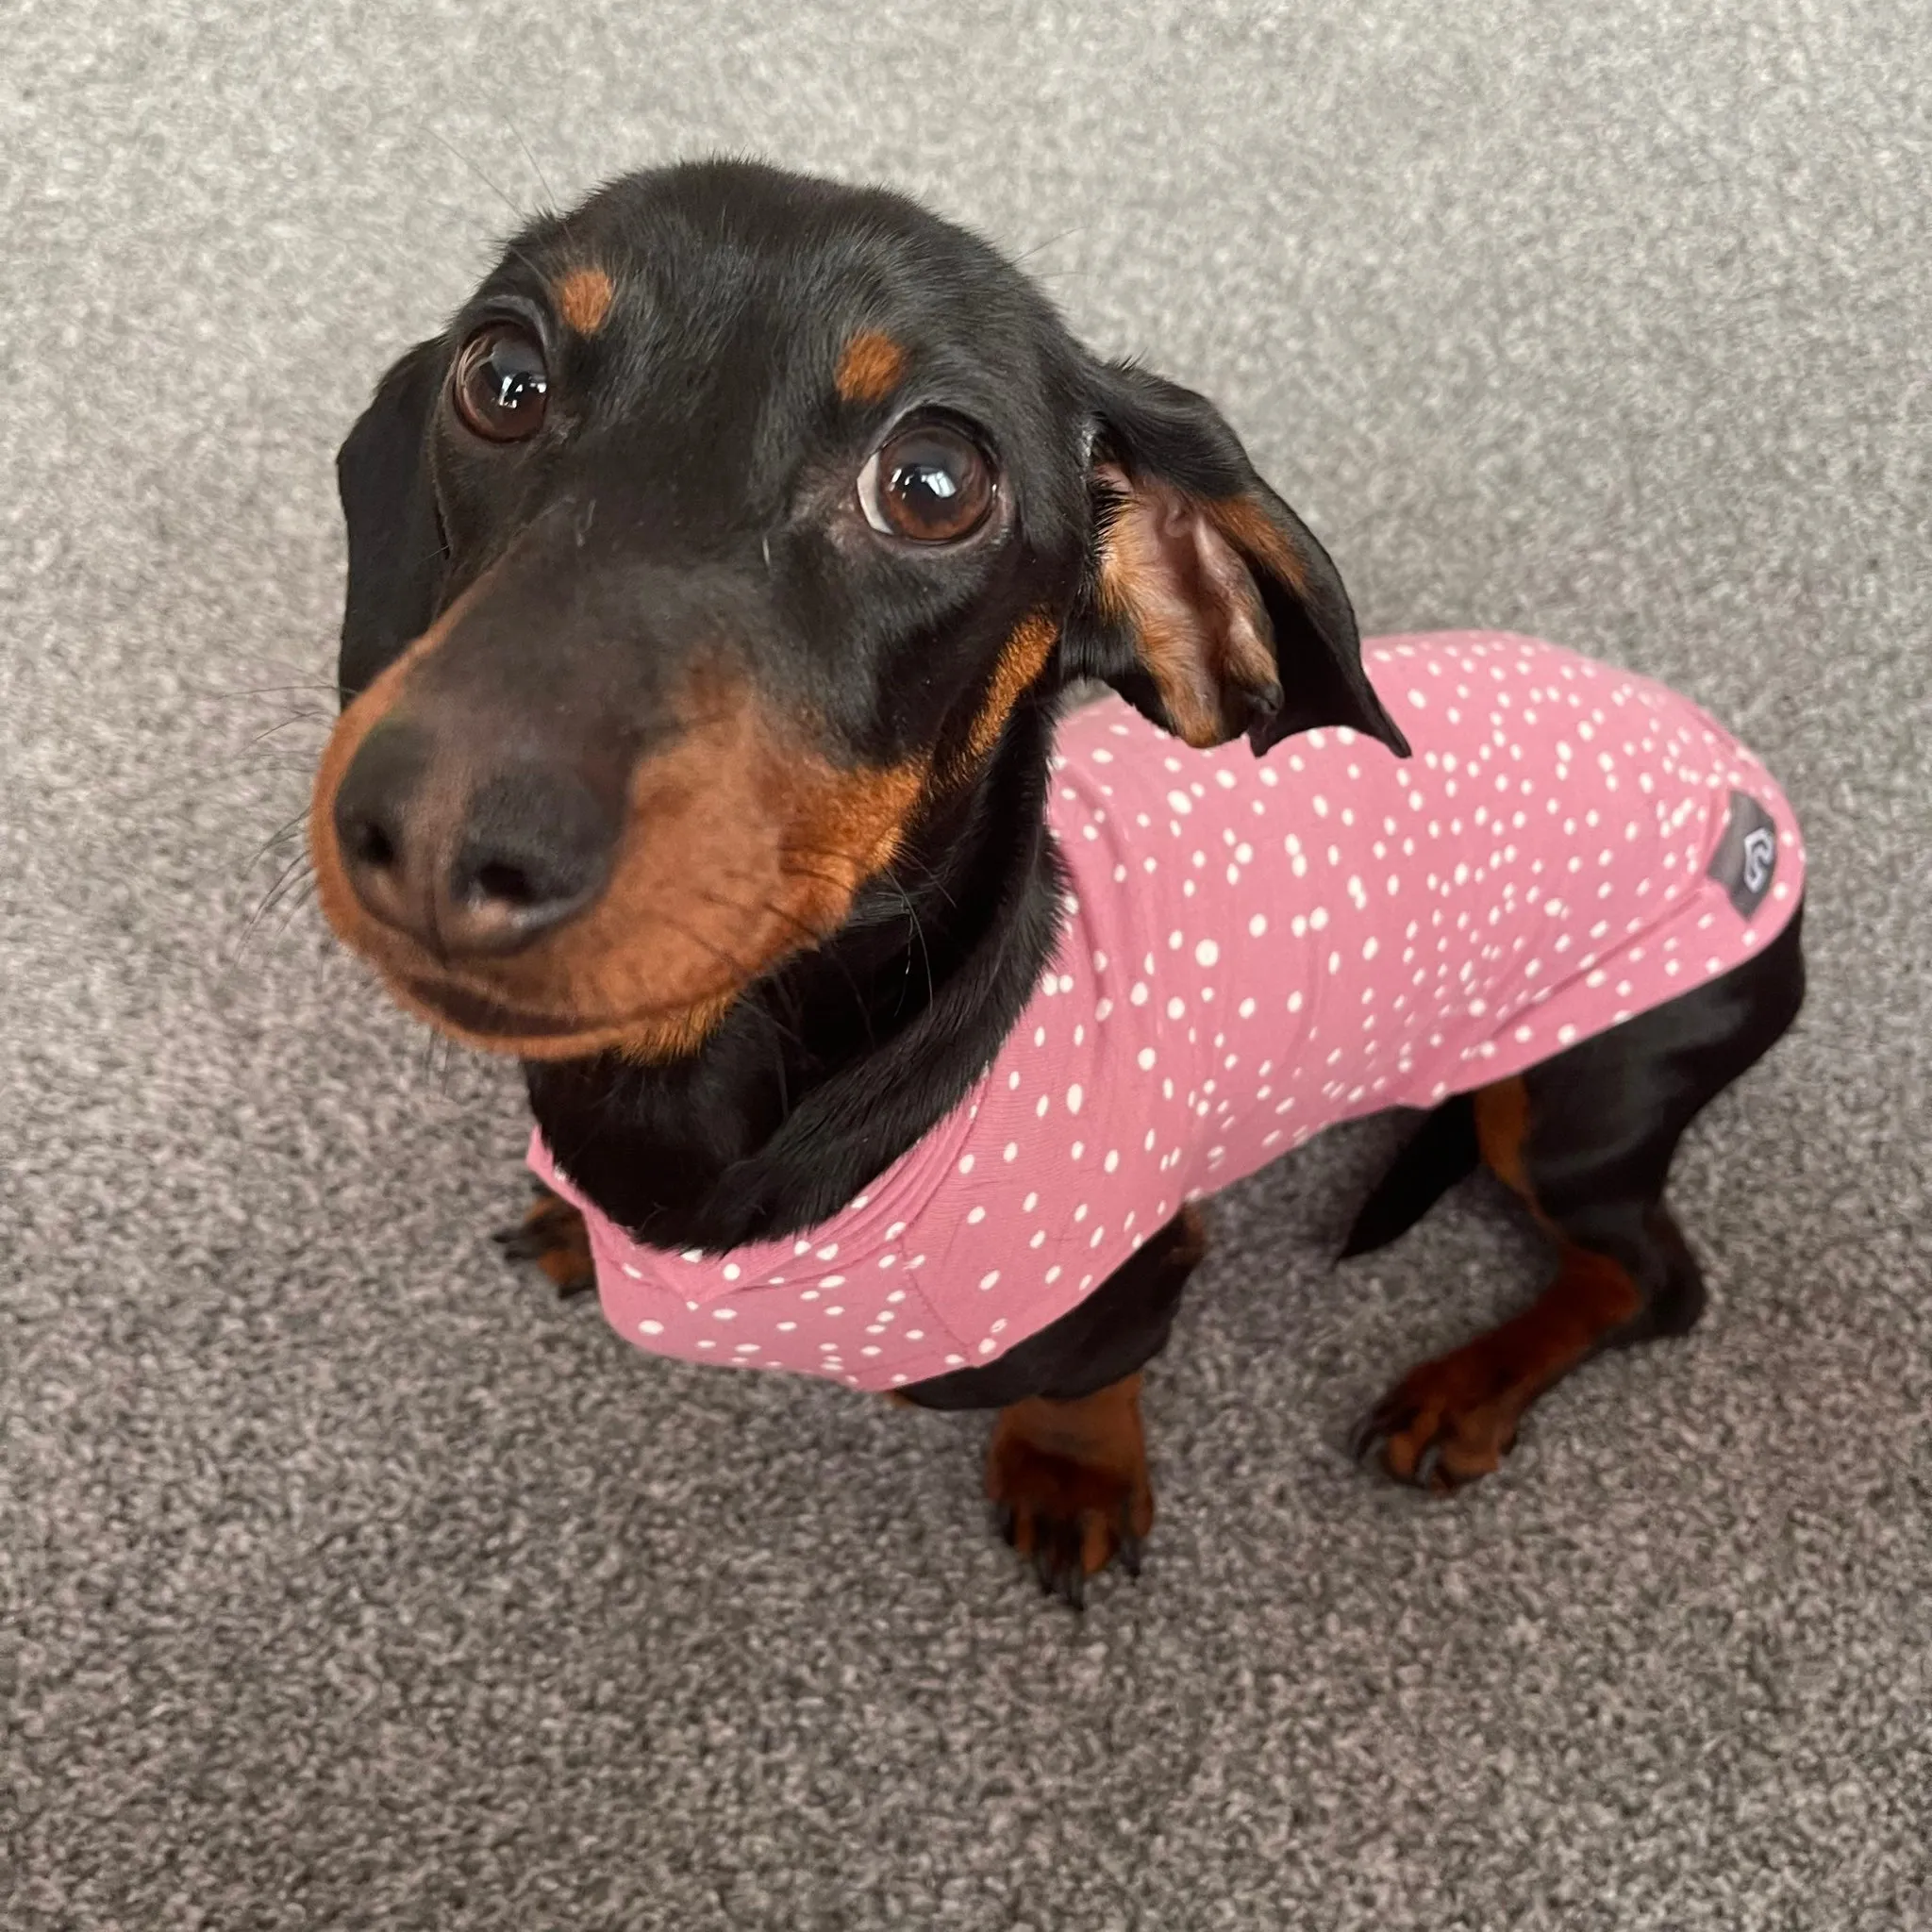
[834,329,908,404]
[986,1372,1154,1578]
[1474,1075,1534,1204]
[555,266,615,335]
[1205,493,1309,593]
[949,611,1059,775]
[1095,467,1278,747]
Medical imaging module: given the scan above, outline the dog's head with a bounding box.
[309,158,1407,1061]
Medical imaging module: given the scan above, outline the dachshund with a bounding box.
[309,159,1806,1605]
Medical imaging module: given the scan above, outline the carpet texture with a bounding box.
[4,3,1928,1925]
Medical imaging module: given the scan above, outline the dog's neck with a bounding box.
[524,701,1066,1252]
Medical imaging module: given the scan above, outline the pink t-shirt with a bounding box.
[532,632,1804,1391]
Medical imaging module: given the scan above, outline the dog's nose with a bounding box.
[332,722,618,958]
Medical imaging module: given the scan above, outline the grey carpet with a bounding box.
[5,2,1929,1925]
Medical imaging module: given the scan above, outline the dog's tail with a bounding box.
[1339,1094,1479,1258]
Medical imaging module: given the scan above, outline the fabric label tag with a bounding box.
[1707,790,1778,918]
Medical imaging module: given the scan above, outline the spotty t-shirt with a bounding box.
[532,632,1805,1391]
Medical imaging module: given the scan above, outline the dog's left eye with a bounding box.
[452,324,550,442]
[858,423,995,542]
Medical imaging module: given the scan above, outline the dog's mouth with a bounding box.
[401,975,601,1041]
[388,966,741,1060]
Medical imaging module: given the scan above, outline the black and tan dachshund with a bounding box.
[309,160,1805,1604]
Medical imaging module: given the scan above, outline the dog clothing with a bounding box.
[531,631,1805,1391]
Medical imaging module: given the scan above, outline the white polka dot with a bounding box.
[1195,938,1220,967]
[1138,1046,1158,1070]
[1067,1084,1083,1114]
[1249,913,1268,938]
[639,1320,663,1336]
[979,1270,1001,1291]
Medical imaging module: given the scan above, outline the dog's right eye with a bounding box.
[452,325,550,442]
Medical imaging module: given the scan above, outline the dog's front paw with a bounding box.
[984,1375,1154,1607]
[491,1184,596,1299]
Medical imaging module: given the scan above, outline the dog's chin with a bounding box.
[389,970,740,1063]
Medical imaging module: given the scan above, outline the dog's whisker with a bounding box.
[269,876,321,952]
[502,111,557,213]
[236,849,316,952]
[233,808,315,878]
[426,126,530,229]
[245,711,335,749]
[188,677,343,703]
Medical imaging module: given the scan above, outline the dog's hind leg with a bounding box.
[1352,905,1805,1492]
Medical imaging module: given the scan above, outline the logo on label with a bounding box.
[1707,791,1778,919]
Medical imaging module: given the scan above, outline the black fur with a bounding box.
[1341,1096,1480,1257]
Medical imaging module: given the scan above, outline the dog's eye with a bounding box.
[858,424,995,541]
[452,325,550,442]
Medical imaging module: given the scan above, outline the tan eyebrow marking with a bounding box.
[555,266,615,335]
[835,329,908,404]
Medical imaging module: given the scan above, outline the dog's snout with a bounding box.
[332,720,618,958]
[442,769,618,954]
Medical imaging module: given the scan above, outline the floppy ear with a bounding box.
[1062,359,1408,759]
[335,340,449,705]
